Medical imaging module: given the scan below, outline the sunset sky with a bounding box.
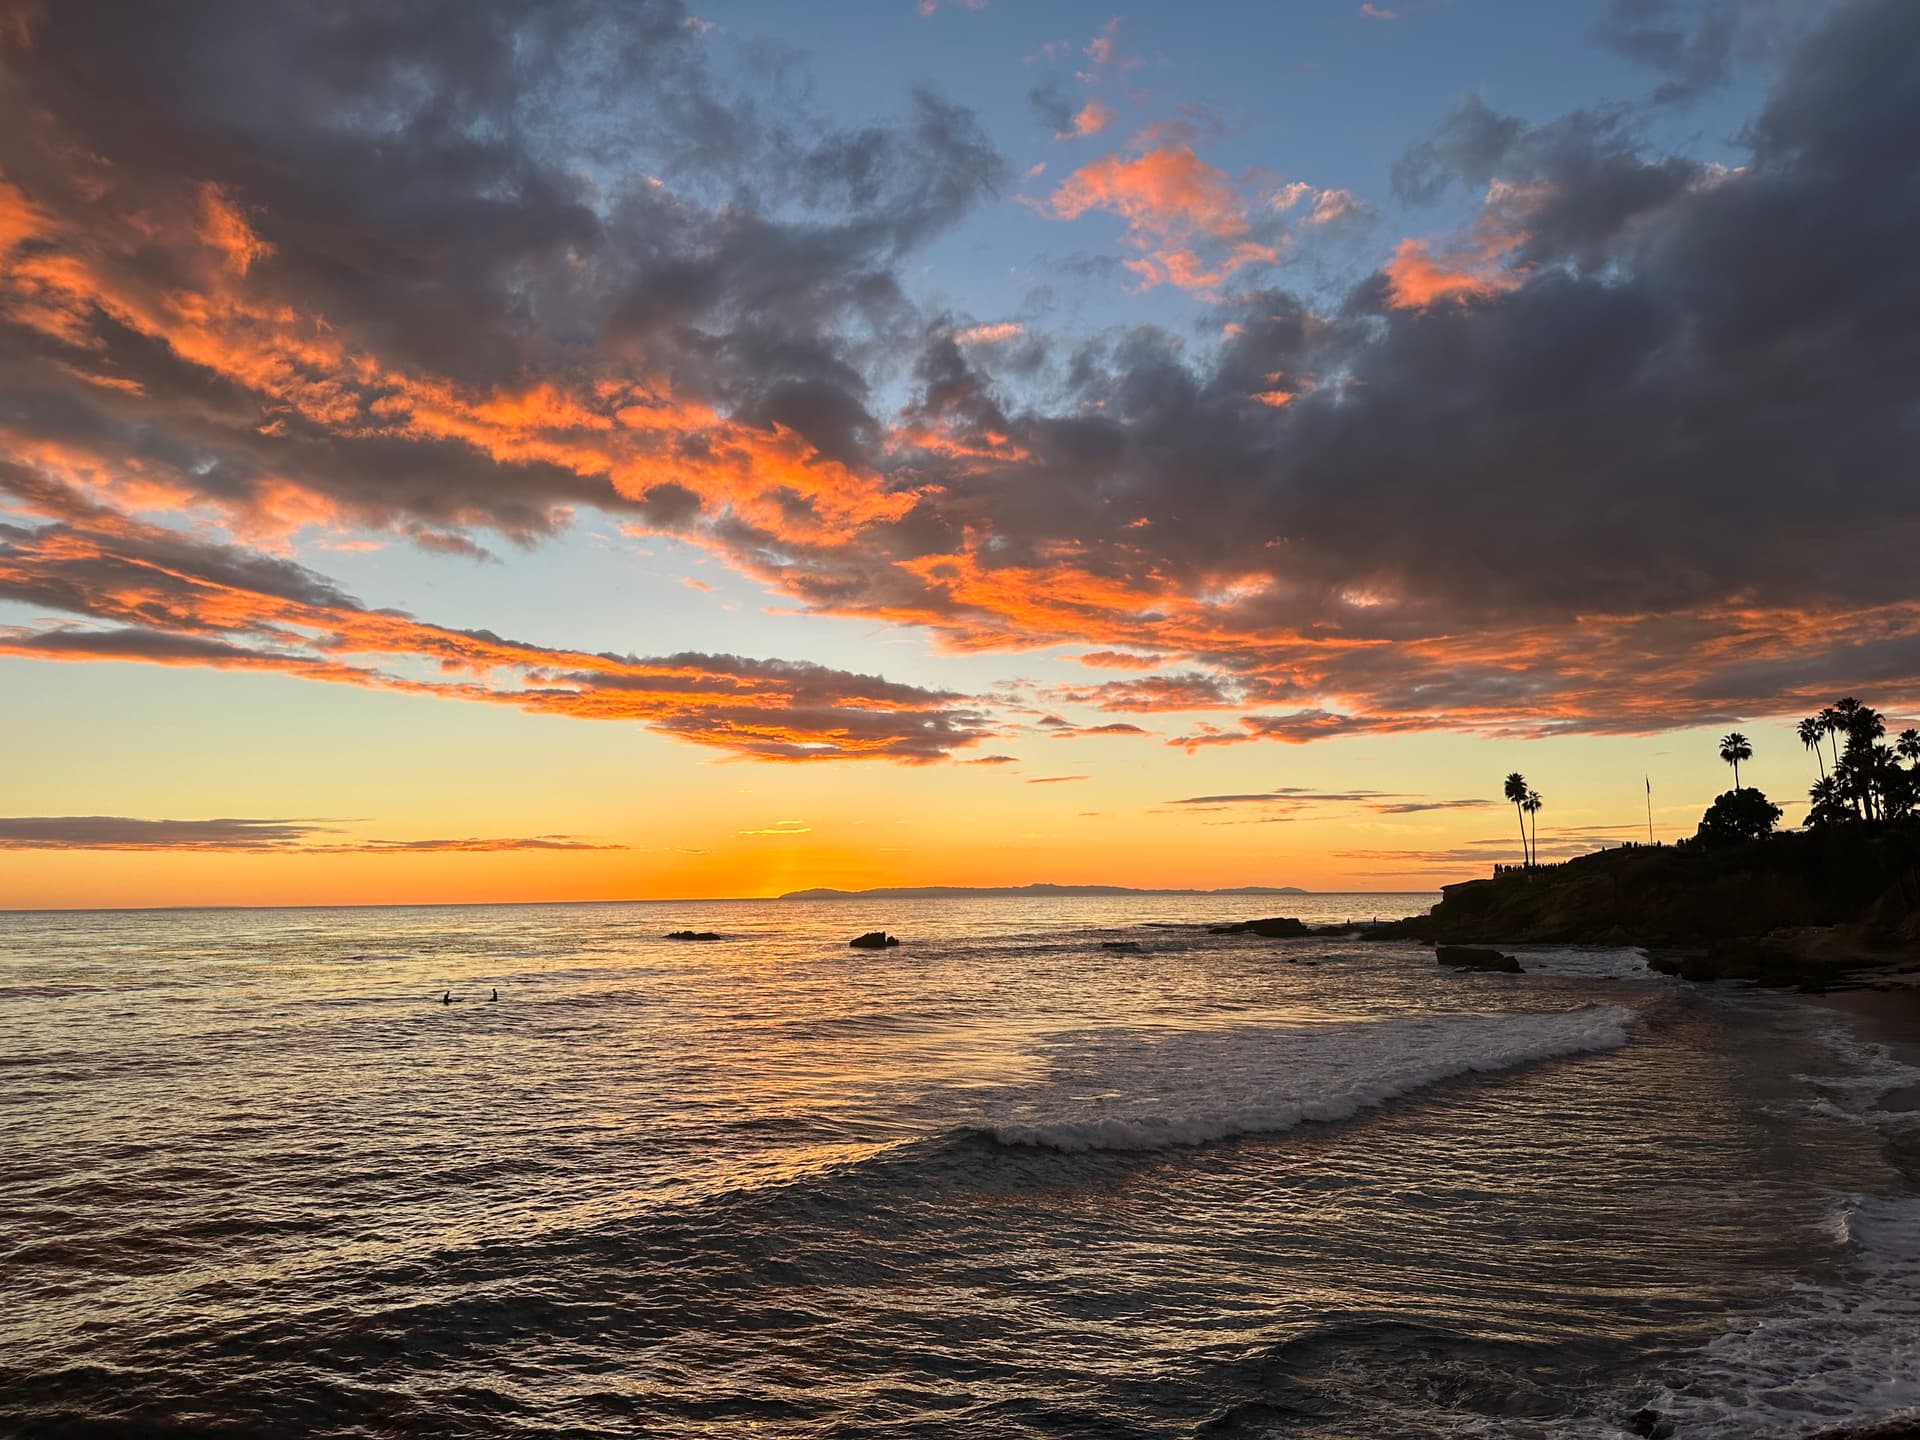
[2,0,1913,908]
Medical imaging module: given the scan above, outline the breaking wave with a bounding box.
[980,1005,1636,1151]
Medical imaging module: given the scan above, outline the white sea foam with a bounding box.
[1567,1008,1920,1440]
[1618,1195,1920,1439]
[982,1005,1635,1151]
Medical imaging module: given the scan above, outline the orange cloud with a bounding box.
[0,173,46,255]
[1051,145,1248,240]
[1383,236,1521,308]
[1383,180,1545,308]
[1061,101,1115,139]
[195,183,273,275]
[1049,144,1280,292]
[955,321,1026,345]
[0,160,917,553]
[0,471,995,763]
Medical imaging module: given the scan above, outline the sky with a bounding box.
[1,0,1914,908]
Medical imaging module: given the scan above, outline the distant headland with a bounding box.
[778,882,1310,901]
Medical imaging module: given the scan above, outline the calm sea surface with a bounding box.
[2,894,1917,1438]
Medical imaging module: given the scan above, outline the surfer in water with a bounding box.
[489,988,498,1002]
[441,990,452,1005]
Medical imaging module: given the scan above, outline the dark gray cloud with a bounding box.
[0,817,328,851]
[0,817,625,852]
[0,0,1004,540]
[728,0,1920,737]
[1167,788,1497,813]
[1590,0,1830,105]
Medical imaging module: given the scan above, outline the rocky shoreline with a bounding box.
[1365,827,1920,992]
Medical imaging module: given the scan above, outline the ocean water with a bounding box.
[2,894,1916,1439]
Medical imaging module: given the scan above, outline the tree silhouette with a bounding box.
[1821,706,1843,773]
[1798,698,1914,826]
[1840,704,1886,819]
[1798,715,1827,780]
[1523,789,1543,865]
[1807,775,1850,829]
[1718,732,1752,792]
[1696,787,1781,844]
[1503,772,1531,866]
[1899,728,1920,766]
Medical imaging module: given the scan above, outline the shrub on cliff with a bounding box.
[1695,788,1784,844]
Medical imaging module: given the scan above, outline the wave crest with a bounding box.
[980,1005,1635,1152]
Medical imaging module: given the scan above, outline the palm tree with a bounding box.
[1871,743,1897,820]
[1798,715,1827,780]
[1503,772,1531,866]
[1899,728,1920,767]
[1844,706,1886,819]
[1718,732,1752,792]
[1821,706,1843,772]
[1523,789,1543,865]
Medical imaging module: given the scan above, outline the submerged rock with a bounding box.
[1099,940,1145,952]
[1209,916,1312,938]
[849,931,901,949]
[1436,945,1523,974]
[664,930,722,941]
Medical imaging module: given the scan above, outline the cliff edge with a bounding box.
[1399,827,1920,989]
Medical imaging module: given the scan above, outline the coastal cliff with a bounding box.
[1396,828,1920,989]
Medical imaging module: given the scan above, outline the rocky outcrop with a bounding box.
[664,930,722,941]
[849,931,901,949]
[1408,827,1920,990]
[1209,916,1312,938]
[1436,945,1523,973]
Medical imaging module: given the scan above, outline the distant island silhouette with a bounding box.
[778,883,1310,900]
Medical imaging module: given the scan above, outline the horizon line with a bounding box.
[0,885,1458,916]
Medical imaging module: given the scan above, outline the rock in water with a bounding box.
[1436,945,1524,974]
[1208,916,1312,937]
[849,931,900,949]
[664,930,723,941]
[1100,940,1145,952]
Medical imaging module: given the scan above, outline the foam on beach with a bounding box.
[1599,1015,1920,1440]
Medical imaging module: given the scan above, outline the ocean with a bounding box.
[2,894,1916,1438]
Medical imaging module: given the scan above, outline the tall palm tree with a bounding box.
[1524,789,1543,865]
[1718,732,1752,792]
[1821,706,1843,772]
[1871,743,1897,820]
[1798,715,1827,780]
[1503,772,1530,866]
[1844,706,1886,819]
